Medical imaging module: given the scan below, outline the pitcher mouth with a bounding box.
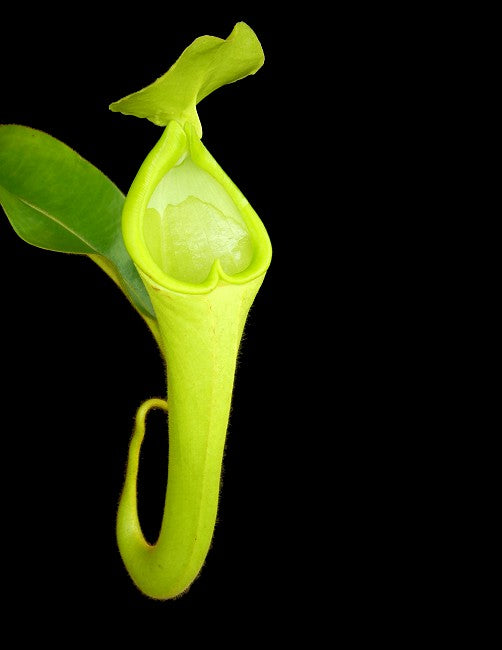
[122,120,272,295]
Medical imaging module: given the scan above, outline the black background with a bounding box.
[0,4,416,633]
[0,5,485,641]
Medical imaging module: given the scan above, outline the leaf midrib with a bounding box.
[3,188,98,252]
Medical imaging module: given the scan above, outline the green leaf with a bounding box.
[109,21,264,137]
[0,125,155,319]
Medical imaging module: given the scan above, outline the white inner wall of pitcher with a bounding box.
[143,153,253,284]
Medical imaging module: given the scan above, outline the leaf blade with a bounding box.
[0,125,155,319]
